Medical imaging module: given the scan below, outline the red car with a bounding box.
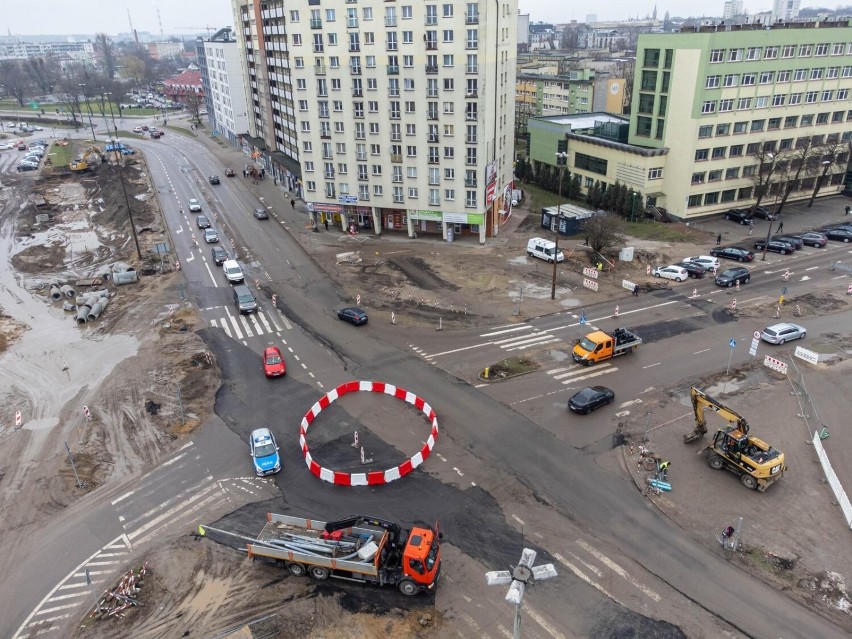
[263,346,286,377]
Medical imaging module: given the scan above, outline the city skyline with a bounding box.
[1,0,837,38]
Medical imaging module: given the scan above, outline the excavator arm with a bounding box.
[683,387,750,444]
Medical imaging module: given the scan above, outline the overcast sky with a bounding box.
[1,1,832,37]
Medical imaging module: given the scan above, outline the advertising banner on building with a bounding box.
[306,202,343,214]
[485,160,498,205]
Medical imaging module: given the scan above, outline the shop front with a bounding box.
[409,210,444,238]
[443,212,485,243]
[380,208,409,234]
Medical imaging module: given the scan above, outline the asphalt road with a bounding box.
[4,123,850,638]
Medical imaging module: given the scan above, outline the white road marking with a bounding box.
[110,490,135,506]
[240,315,254,337]
[560,368,618,384]
[615,410,631,417]
[227,314,244,339]
[160,452,187,468]
[575,539,661,602]
[524,606,566,639]
[805,266,818,271]
[204,261,218,286]
[127,482,220,542]
[693,348,710,354]
[512,514,526,526]
[642,362,661,369]
[618,399,643,408]
[505,337,560,351]
[553,552,616,600]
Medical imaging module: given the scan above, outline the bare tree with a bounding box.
[121,54,146,83]
[775,138,816,216]
[580,214,627,261]
[55,65,91,129]
[0,60,30,106]
[25,56,61,95]
[747,145,780,212]
[184,92,205,123]
[807,137,843,207]
[95,33,118,79]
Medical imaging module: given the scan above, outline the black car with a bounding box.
[754,239,794,255]
[16,162,39,172]
[211,246,229,265]
[772,234,803,250]
[196,215,211,229]
[710,246,755,262]
[337,306,368,325]
[724,208,754,225]
[252,208,269,220]
[676,261,706,278]
[715,266,751,287]
[208,175,220,185]
[751,206,778,221]
[793,231,827,247]
[568,386,615,414]
[820,223,852,234]
[825,227,852,243]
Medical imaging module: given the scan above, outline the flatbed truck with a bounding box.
[572,327,642,365]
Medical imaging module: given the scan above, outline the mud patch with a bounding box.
[0,312,29,353]
[734,290,849,319]
[387,256,459,292]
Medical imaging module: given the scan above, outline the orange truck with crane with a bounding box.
[241,513,441,595]
[572,327,642,365]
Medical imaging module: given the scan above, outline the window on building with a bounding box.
[776,70,791,82]
[716,123,730,136]
[800,114,814,126]
[729,144,744,157]
[733,122,747,134]
[781,44,796,58]
[728,49,743,62]
[723,74,738,87]
[789,93,802,105]
[750,120,765,132]
[719,99,734,112]
[840,89,850,100]
[810,68,823,80]
[772,94,786,107]
[746,47,761,60]
[764,46,779,59]
[712,147,726,159]
[827,67,839,79]
[648,168,663,180]
[644,48,661,67]
[725,167,740,180]
[701,101,716,114]
[805,91,818,103]
[638,93,655,114]
[736,97,751,110]
[636,116,652,137]
[721,189,737,202]
[574,152,608,175]
[822,90,834,101]
[687,194,703,207]
[704,192,720,205]
[641,70,657,90]
[694,149,709,161]
[705,75,720,89]
[692,172,706,184]
[741,73,755,86]
[759,71,773,84]
[816,112,829,124]
[793,69,807,81]
[784,115,798,128]
[658,95,668,116]
[743,165,756,177]
[815,43,829,56]
[799,44,813,57]
[768,117,781,130]
[698,125,713,138]
[709,49,724,63]
[755,96,769,108]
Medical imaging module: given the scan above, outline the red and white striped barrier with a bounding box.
[271,294,277,307]
[646,265,651,275]
[300,381,439,486]
[15,410,22,427]
[613,305,619,318]
[191,234,197,245]
[735,279,740,291]
[847,283,852,295]
[356,294,361,305]
[783,269,790,281]
[175,259,181,271]
[731,298,737,310]
[83,405,92,421]
[763,355,788,375]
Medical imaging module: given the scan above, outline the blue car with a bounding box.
[249,428,281,476]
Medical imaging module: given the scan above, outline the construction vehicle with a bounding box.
[245,513,441,595]
[684,387,786,491]
[572,327,642,365]
[68,146,104,172]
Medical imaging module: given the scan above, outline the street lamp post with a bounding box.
[630,191,639,223]
[760,153,778,262]
[552,151,569,300]
[79,84,97,141]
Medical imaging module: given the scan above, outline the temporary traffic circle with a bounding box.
[299,380,439,486]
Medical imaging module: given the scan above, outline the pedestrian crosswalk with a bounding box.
[210,308,285,341]
[479,324,563,352]
[12,441,278,639]
[545,361,619,386]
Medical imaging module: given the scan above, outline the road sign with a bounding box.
[753,330,760,340]
[583,278,599,292]
[729,339,736,349]
[579,312,587,325]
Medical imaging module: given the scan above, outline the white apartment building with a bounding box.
[772,0,801,22]
[199,30,251,146]
[231,0,517,243]
[722,1,744,20]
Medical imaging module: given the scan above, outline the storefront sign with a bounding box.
[338,195,358,204]
[411,210,443,221]
[306,202,343,214]
[445,213,484,225]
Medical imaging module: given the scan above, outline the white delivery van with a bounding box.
[222,259,244,284]
[527,237,564,263]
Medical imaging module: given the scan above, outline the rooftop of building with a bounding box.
[673,17,851,34]
[535,112,628,129]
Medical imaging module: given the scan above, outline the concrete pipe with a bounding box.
[112,270,138,286]
[75,305,92,324]
[50,285,62,301]
[112,261,131,274]
[62,301,76,312]
[87,298,109,321]
[60,284,77,298]
[83,295,99,309]
[75,295,87,306]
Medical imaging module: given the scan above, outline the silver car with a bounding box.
[760,322,806,344]
[203,228,219,243]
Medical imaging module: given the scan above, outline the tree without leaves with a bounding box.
[121,54,146,83]
[26,56,61,95]
[747,145,779,212]
[95,33,118,79]
[807,137,843,207]
[774,139,815,216]
[580,214,627,262]
[184,91,205,123]
[0,60,30,107]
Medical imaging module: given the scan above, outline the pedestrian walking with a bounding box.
[243,169,248,178]
[290,198,296,209]
[324,217,329,231]
[748,224,754,236]
[658,460,670,482]
[632,284,639,297]
[845,204,850,216]
[716,233,722,246]
[777,221,784,233]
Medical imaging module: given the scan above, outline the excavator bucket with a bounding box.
[683,427,706,444]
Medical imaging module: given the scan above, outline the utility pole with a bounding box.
[551,149,569,300]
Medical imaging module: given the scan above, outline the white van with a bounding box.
[222,259,244,284]
[527,237,564,263]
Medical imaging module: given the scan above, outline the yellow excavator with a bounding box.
[684,387,786,492]
[69,146,104,172]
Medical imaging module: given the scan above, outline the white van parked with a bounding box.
[527,237,564,263]
[222,259,244,284]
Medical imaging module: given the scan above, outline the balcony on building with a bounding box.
[466,64,478,74]
[428,134,439,143]
[391,153,403,163]
[426,40,438,50]
[387,64,399,75]
[428,157,440,165]
[393,196,405,203]
[427,111,439,120]
[426,65,438,74]
[385,16,397,26]
[314,64,326,75]
[465,90,478,98]
[352,88,363,97]
[465,112,478,121]
[466,12,480,24]
[310,19,323,29]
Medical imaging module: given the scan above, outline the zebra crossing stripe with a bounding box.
[227,315,243,339]
[257,312,272,333]
[561,368,618,385]
[504,338,560,351]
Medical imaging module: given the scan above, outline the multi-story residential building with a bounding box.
[197,29,251,146]
[232,0,517,243]
[0,40,95,61]
[528,20,852,220]
[515,70,599,136]
[147,41,184,60]
[723,1,744,21]
[772,0,801,23]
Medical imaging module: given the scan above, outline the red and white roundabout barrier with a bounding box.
[299,380,439,486]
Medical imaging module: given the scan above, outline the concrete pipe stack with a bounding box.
[49,283,62,301]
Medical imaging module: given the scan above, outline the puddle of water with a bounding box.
[0,222,139,455]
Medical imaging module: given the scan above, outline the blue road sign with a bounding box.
[579,312,587,325]
[729,339,737,349]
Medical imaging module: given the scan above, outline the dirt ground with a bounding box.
[3,149,852,638]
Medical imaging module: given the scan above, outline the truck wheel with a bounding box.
[309,566,330,581]
[287,562,306,577]
[707,454,725,470]
[740,474,758,490]
[398,579,419,596]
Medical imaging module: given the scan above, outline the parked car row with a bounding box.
[16,139,49,172]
